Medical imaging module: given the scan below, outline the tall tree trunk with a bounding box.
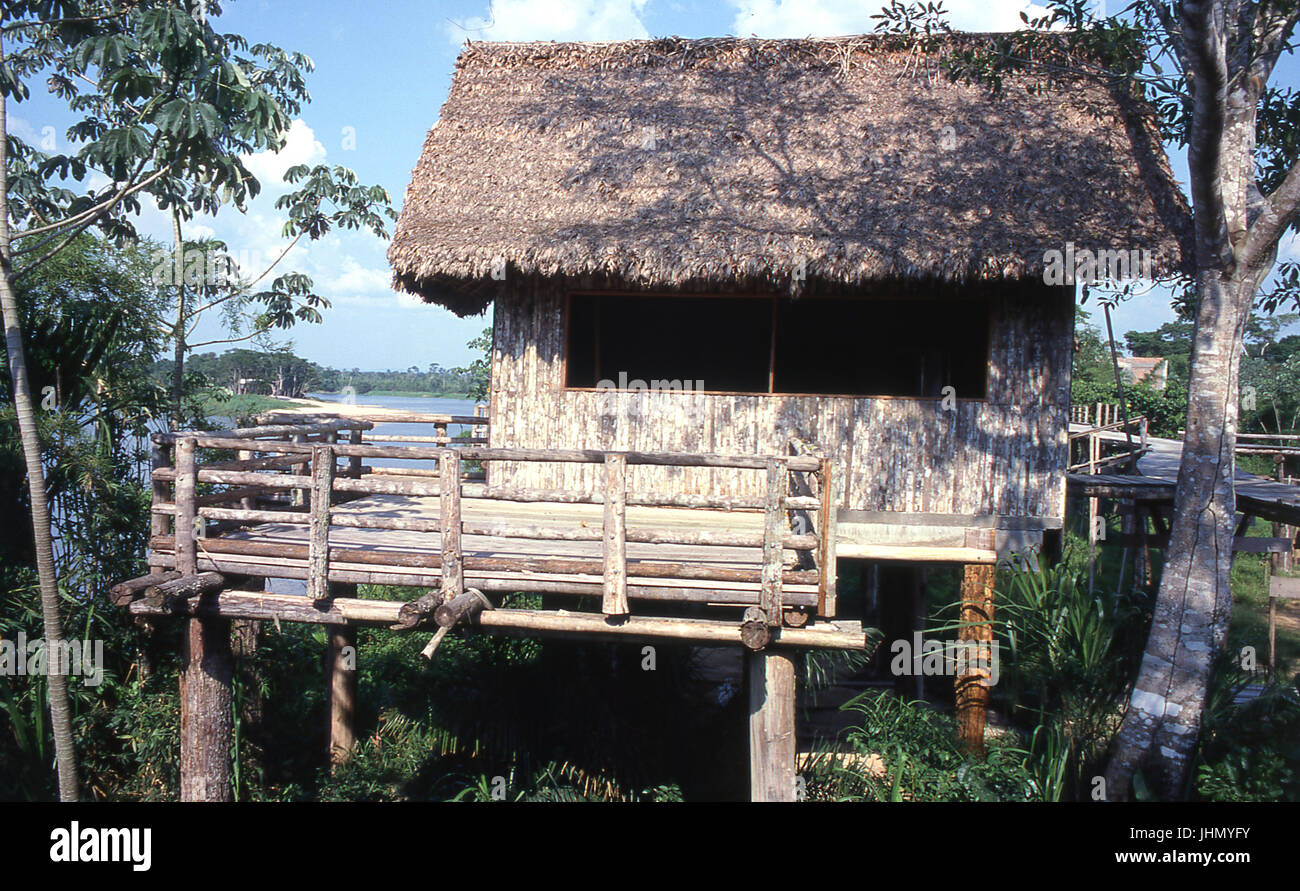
[1106,267,1266,800]
[170,208,186,429]
[0,87,81,801]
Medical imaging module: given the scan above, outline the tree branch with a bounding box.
[1243,156,1300,267]
[188,329,272,349]
[1181,0,1234,268]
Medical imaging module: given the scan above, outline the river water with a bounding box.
[305,392,484,471]
[261,392,483,595]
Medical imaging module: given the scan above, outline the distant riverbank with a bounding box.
[315,389,474,400]
[203,391,482,426]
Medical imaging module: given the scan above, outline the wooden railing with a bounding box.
[1070,403,1126,427]
[146,420,837,640]
[1232,432,1300,459]
[1068,415,1149,474]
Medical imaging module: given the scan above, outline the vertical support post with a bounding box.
[761,459,786,626]
[1087,431,1099,594]
[308,444,334,602]
[176,437,234,801]
[236,448,256,510]
[1269,592,1278,675]
[175,437,198,574]
[602,453,629,616]
[328,583,359,769]
[956,563,996,758]
[291,432,308,508]
[1135,502,1150,590]
[747,648,797,802]
[474,402,488,442]
[816,456,837,618]
[440,449,463,600]
[1273,458,1292,573]
[150,439,174,549]
[348,427,363,479]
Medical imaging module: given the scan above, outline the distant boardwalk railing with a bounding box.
[1068,413,1149,474]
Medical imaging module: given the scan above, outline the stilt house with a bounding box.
[388,35,1190,572]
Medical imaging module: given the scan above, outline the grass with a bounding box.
[1068,510,1300,681]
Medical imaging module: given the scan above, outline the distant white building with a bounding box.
[1117,356,1168,391]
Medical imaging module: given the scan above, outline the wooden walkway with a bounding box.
[1067,423,1300,526]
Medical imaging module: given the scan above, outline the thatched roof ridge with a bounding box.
[390,34,1192,315]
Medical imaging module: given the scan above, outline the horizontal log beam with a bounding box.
[154,420,369,442]
[110,571,181,606]
[144,571,225,608]
[145,534,818,585]
[836,543,1000,564]
[156,468,823,513]
[125,591,869,649]
[145,553,821,606]
[147,436,823,471]
[1107,533,1292,553]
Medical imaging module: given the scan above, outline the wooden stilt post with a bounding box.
[440,449,463,601]
[910,567,926,701]
[1087,431,1099,594]
[956,562,996,758]
[1269,591,1278,675]
[747,647,796,802]
[328,583,359,768]
[177,437,234,801]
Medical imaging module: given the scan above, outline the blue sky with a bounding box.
[9,0,1299,370]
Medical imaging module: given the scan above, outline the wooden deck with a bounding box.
[114,416,869,652]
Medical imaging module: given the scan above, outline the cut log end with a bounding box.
[142,571,225,609]
[433,589,492,628]
[389,590,448,631]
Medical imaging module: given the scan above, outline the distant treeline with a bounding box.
[151,348,479,399]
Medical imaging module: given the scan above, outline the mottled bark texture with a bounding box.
[1106,0,1299,799]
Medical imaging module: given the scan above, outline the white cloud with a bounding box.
[728,0,1053,37]
[449,0,650,43]
[315,256,393,301]
[241,119,327,194]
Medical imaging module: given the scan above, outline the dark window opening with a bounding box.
[566,294,771,392]
[564,293,990,399]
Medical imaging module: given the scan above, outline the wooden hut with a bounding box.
[387,34,1189,771]
[113,35,1191,803]
[389,35,1189,568]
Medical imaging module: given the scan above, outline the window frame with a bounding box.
[560,289,994,402]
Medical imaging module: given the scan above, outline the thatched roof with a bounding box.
[390,35,1191,316]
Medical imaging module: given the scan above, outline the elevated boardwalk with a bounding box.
[1066,422,1300,527]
